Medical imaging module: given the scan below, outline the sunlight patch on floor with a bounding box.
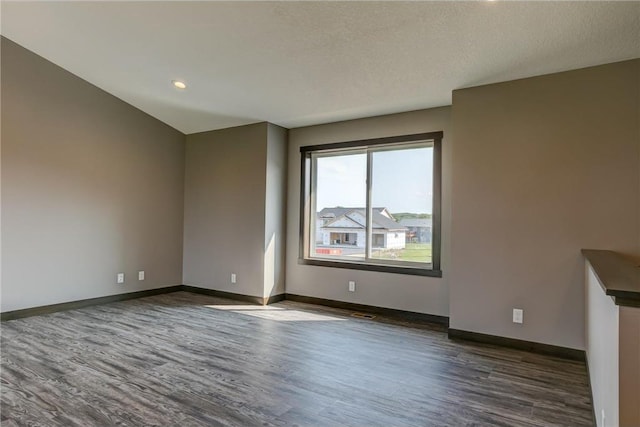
[204,305,347,321]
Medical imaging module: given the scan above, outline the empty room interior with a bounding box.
[1,1,639,426]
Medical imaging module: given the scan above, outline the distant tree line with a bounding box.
[391,212,432,222]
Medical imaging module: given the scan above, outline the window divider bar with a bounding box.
[365,150,373,261]
[309,153,318,260]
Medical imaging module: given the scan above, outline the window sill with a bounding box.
[298,258,443,277]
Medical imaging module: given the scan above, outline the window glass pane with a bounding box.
[370,146,433,265]
[312,152,366,261]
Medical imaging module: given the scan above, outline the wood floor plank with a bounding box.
[1,292,593,426]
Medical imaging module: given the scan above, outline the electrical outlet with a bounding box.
[117,273,125,284]
[513,308,523,324]
[231,273,237,284]
[138,271,145,281]
[348,281,356,292]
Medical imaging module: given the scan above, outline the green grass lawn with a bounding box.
[399,243,432,262]
[372,243,432,263]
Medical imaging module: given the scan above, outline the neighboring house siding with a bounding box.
[317,207,407,250]
[399,218,432,243]
[385,231,406,249]
[321,229,365,248]
[321,230,405,249]
[378,208,393,219]
[346,211,366,225]
[315,218,324,243]
[407,226,431,243]
[329,216,362,228]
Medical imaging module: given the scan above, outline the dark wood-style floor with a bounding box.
[1,291,593,426]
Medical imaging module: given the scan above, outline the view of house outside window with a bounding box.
[310,144,434,267]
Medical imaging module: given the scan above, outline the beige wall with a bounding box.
[264,124,288,298]
[619,305,640,427]
[586,261,640,427]
[183,123,268,298]
[450,59,640,349]
[585,264,619,427]
[183,122,287,299]
[1,37,186,312]
[286,108,452,316]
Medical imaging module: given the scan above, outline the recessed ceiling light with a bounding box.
[172,80,187,89]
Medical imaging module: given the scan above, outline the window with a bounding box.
[299,132,442,277]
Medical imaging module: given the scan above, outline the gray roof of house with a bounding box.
[319,207,406,231]
[367,211,407,230]
[318,207,386,218]
[399,218,432,227]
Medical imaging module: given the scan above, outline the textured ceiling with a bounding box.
[2,1,639,134]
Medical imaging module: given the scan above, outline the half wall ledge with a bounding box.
[581,249,640,307]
